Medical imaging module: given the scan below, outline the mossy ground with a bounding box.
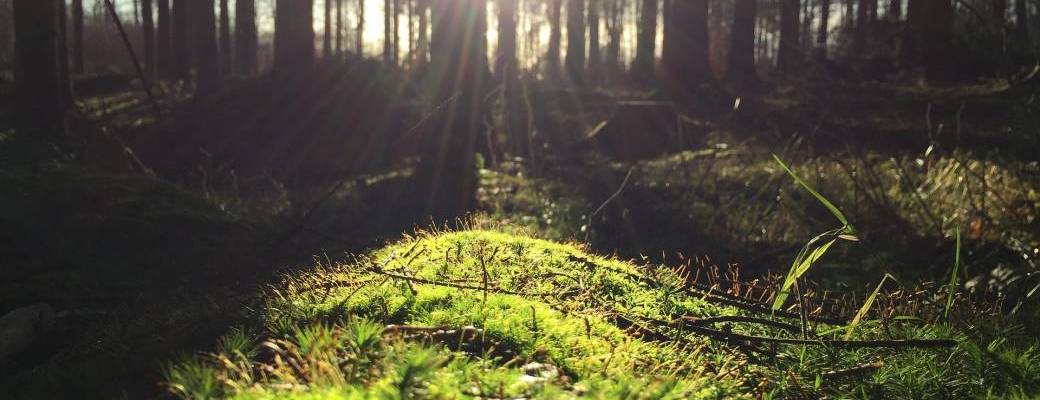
[167,230,1040,399]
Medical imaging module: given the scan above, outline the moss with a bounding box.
[167,229,1040,399]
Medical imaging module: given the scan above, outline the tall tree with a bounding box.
[384,0,393,65]
[13,0,68,136]
[777,0,800,73]
[854,0,870,53]
[588,0,601,82]
[992,0,1006,24]
[497,0,525,157]
[171,0,190,80]
[632,0,657,81]
[605,0,623,79]
[424,0,489,216]
[726,0,758,86]
[417,0,428,64]
[661,0,710,89]
[889,0,902,19]
[219,0,230,73]
[547,0,562,74]
[905,0,952,79]
[235,0,257,75]
[71,0,84,74]
[325,0,333,58]
[157,0,170,77]
[193,0,220,95]
[274,0,315,72]
[142,0,155,76]
[0,0,11,66]
[357,0,365,55]
[336,0,343,56]
[1014,0,1029,44]
[565,0,586,82]
[816,0,831,60]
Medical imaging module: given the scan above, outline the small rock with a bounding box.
[0,303,56,362]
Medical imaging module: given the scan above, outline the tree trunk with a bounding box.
[726,0,758,86]
[497,0,526,157]
[548,0,562,74]
[171,0,190,80]
[193,0,219,95]
[218,0,230,73]
[661,0,710,90]
[157,0,170,77]
[384,0,393,65]
[324,0,333,58]
[777,0,800,74]
[142,0,155,76]
[71,0,84,74]
[817,0,831,60]
[357,0,365,55]
[854,0,869,53]
[565,0,585,83]
[588,0,601,83]
[1014,0,1029,44]
[889,0,901,19]
[235,0,257,75]
[13,0,68,136]
[423,0,489,217]
[274,0,315,72]
[393,0,400,64]
[417,0,428,64]
[605,0,622,80]
[992,0,1006,24]
[336,0,343,56]
[632,0,657,81]
[905,0,951,79]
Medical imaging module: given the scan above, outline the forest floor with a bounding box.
[1,68,1039,398]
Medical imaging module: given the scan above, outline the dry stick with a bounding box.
[103,0,162,118]
[678,315,802,334]
[584,167,635,243]
[820,361,885,381]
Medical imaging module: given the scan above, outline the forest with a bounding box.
[1,0,1040,398]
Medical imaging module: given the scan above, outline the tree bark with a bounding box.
[548,0,562,74]
[142,0,155,76]
[817,0,831,60]
[423,0,489,217]
[605,0,622,79]
[889,0,901,19]
[384,0,393,65]
[497,0,526,157]
[71,0,84,74]
[565,0,586,83]
[325,0,333,58]
[777,0,800,73]
[235,0,257,75]
[726,0,758,86]
[992,0,1006,24]
[274,0,315,72]
[336,0,343,56]
[357,0,365,55]
[588,0,601,83]
[193,0,219,95]
[417,0,428,64]
[157,0,170,77]
[1014,0,1029,44]
[219,0,230,73]
[661,0,710,90]
[905,0,952,79]
[632,0,657,81]
[13,0,68,136]
[171,0,190,80]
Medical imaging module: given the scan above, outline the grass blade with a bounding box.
[845,274,897,340]
[944,227,961,319]
[773,154,850,229]
[772,238,837,310]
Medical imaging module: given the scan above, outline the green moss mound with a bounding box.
[166,230,1040,399]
